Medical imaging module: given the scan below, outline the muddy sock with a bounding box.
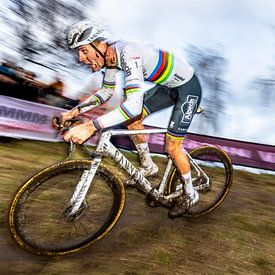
[181,171,195,197]
[135,142,154,168]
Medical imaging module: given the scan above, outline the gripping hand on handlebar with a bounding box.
[52,104,98,144]
[60,107,80,125]
[63,120,97,144]
[52,113,97,144]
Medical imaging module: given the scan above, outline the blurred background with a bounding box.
[0,0,274,145]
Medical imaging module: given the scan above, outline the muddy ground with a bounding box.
[0,138,274,274]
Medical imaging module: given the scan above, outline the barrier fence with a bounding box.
[0,95,274,171]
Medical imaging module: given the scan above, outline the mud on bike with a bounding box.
[8,117,233,256]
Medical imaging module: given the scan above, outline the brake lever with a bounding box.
[64,140,76,160]
[52,116,89,159]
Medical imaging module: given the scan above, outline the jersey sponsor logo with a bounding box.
[127,77,140,83]
[121,52,132,77]
[169,120,175,129]
[177,127,187,131]
[181,95,198,124]
[174,73,185,82]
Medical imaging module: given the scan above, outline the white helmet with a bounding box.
[67,19,110,49]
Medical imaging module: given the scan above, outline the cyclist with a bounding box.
[62,19,202,218]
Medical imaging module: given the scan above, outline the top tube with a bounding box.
[108,128,167,136]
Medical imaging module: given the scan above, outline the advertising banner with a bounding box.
[0,95,62,141]
[0,95,274,171]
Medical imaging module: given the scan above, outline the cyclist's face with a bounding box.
[77,44,104,72]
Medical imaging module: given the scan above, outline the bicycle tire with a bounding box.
[8,159,125,256]
[167,146,233,217]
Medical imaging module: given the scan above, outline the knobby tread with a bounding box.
[167,146,233,217]
[8,159,125,256]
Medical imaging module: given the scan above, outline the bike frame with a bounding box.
[67,128,210,217]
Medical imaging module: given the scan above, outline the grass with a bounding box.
[252,256,273,272]
[153,248,173,268]
[0,138,274,274]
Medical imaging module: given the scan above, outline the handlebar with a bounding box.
[52,116,100,159]
[52,116,84,131]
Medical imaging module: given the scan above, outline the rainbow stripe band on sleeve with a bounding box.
[94,94,105,104]
[102,80,116,89]
[146,50,174,84]
[125,84,140,94]
[118,103,135,120]
[142,105,150,117]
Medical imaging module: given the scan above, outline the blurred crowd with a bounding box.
[0,59,79,109]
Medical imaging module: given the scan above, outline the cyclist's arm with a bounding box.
[92,44,144,130]
[76,69,117,113]
[61,69,117,123]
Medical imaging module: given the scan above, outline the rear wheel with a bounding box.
[167,146,233,217]
[9,160,125,256]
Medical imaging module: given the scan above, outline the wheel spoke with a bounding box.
[167,146,233,217]
[9,160,124,255]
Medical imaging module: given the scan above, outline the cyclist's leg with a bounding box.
[127,113,159,177]
[127,85,174,176]
[166,137,194,195]
[165,74,202,217]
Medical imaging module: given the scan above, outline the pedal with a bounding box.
[145,192,159,207]
[158,197,175,209]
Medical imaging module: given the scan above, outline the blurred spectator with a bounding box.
[46,77,64,96]
[0,60,20,97]
[38,76,79,109]
[0,60,78,109]
[0,61,17,79]
[0,62,17,85]
[0,59,41,99]
[16,68,37,84]
[0,74,16,85]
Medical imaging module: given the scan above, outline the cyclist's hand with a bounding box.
[61,108,79,125]
[52,116,62,130]
[63,121,97,144]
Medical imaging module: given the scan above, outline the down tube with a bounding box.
[105,141,153,193]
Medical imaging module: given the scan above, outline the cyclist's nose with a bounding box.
[78,52,85,63]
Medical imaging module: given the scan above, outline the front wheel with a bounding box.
[8,160,125,256]
[167,146,233,217]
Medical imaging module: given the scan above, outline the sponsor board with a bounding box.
[0,95,274,171]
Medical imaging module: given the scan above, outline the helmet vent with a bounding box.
[78,27,94,43]
[69,33,79,46]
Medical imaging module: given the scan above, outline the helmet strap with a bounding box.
[90,43,107,66]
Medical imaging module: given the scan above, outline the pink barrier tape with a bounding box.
[111,131,275,171]
[185,133,275,171]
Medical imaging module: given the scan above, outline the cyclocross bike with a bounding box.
[8,118,233,256]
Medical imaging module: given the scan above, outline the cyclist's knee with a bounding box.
[127,119,147,144]
[165,138,182,157]
[127,119,143,130]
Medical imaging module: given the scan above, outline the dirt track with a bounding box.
[0,139,274,274]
